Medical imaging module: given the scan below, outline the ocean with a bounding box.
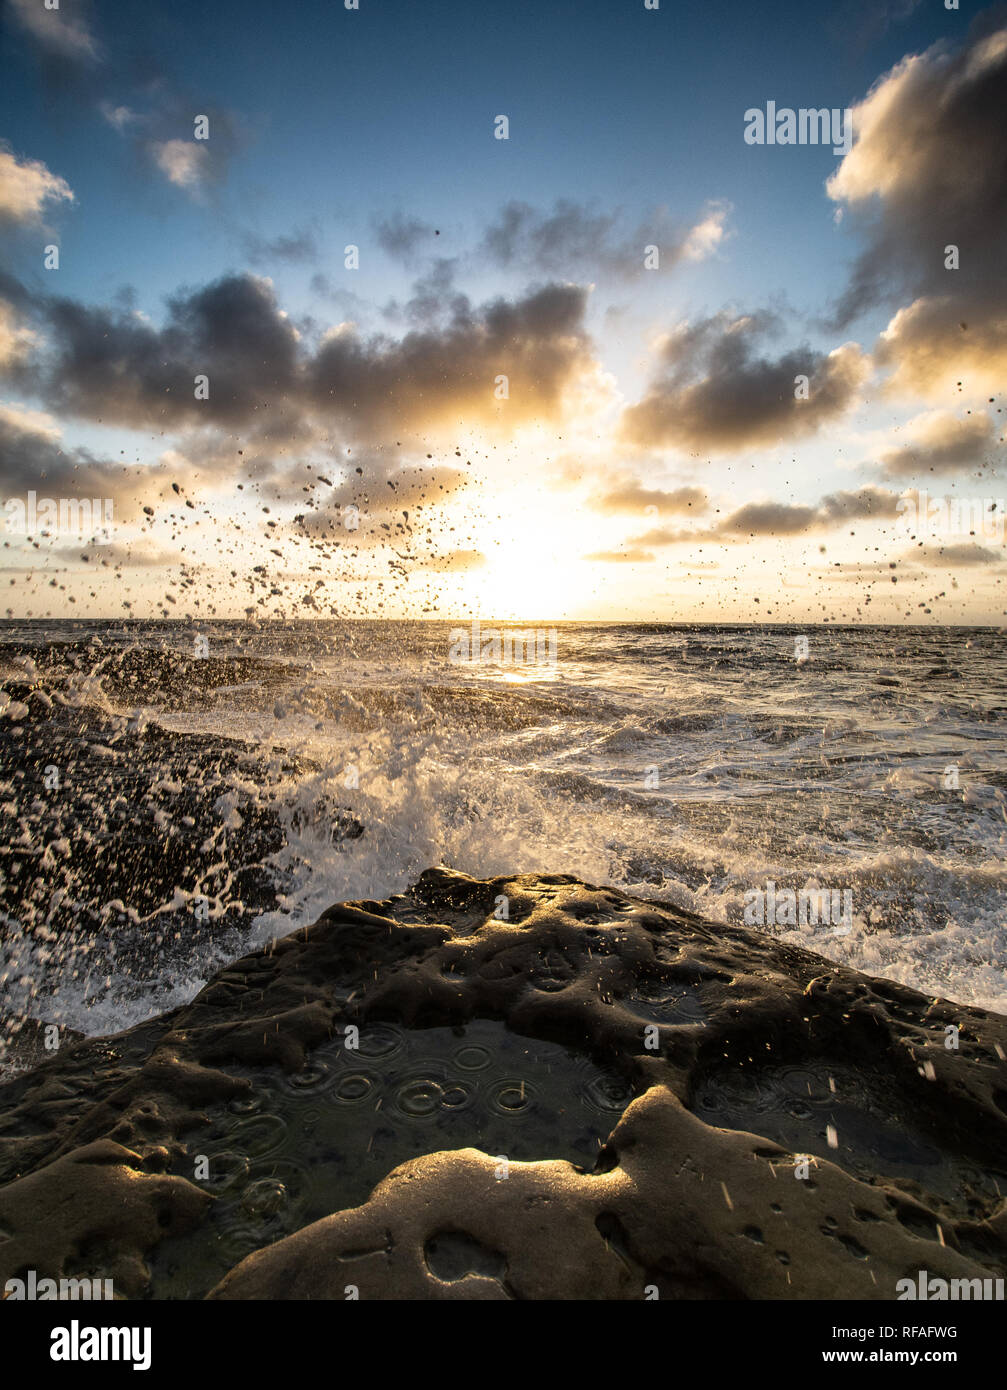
[2,619,1005,1045]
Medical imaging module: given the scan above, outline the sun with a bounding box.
[467,506,592,620]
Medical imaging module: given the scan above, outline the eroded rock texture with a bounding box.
[1,869,1004,1299]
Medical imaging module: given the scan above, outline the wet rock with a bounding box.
[0,868,1004,1299]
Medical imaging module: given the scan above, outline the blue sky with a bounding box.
[3,0,969,317]
[0,0,1003,621]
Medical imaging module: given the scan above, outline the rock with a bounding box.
[1,868,1004,1299]
[0,1139,211,1298]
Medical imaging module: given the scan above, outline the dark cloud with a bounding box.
[0,270,33,312]
[242,226,319,267]
[308,280,593,435]
[307,274,371,321]
[366,198,727,285]
[717,501,819,536]
[0,406,137,504]
[625,486,903,544]
[830,22,1007,323]
[383,259,468,328]
[717,486,902,536]
[6,272,593,444]
[876,411,1001,479]
[902,542,1005,567]
[827,21,1007,397]
[33,272,301,430]
[480,198,729,279]
[483,200,620,273]
[621,312,866,451]
[372,212,438,263]
[817,486,905,522]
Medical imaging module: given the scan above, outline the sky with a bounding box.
[0,0,1004,622]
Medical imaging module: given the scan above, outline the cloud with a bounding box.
[827,21,1007,397]
[382,259,468,328]
[716,501,819,536]
[8,0,100,63]
[99,102,137,131]
[0,403,145,518]
[116,107,243,196]
[0,298,38,370]
[368,199,729,284]
[50,540,181,567]
[625,526,697,546]
[243,226,319,267]
[621,312,868,451]
[0,143,73,224]
[480,198,730,278]
[717,486,902,537]
[482,200,619,273]
[307,280,594,436]
[0,400,61,444]
[31,272,301,430]
[588,482,708,515]
[584,548,656,563]
[9,272,595,443]
[626,486,904,544]
[817,485,907,522]
[680,207,730,261]
[373,213,438,263]
[283,454,474,558]
[149,139,210,190]
[901,541,1004,567]
[875,410,1001,478]
[874,296,1007,400]
[307,274,371,321]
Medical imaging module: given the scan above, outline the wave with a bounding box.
[2,621,1006,1032]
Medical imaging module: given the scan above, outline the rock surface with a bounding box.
[1,868,1005,1299]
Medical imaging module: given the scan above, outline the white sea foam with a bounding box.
[3,620,1005,1031]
